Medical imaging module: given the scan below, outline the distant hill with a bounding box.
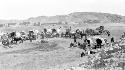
[27,12,125,24]
[1,12,125,26]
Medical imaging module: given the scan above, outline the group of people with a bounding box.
[0,30,41,46]
[68,27,116,57]
[0,26,112,47]
[0,27,64,46]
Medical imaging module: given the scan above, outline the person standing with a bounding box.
[73,33,77,43]
[111,37,114,43]
[111,37,114,47]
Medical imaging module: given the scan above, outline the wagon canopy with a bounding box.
[87,36,106,45]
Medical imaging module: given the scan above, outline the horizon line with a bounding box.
[0,11,124,21]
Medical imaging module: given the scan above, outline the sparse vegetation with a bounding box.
[1,12,125,70]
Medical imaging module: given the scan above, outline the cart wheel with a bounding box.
[2,40,9,46]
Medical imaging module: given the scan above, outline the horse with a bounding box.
[95,26,110,36]
[11,37,23,44]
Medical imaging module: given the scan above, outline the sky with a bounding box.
[0,0,125,20]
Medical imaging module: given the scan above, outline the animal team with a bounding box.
[0,26,112,48]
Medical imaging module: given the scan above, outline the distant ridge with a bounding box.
[26,12,125,24]
[0,12,125,25]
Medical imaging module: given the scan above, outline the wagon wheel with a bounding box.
[100,31,105,35]
[103,30,109,36]
[33,35,36,40]
[76,34,81,39]
[55,33,59,37]
[2,40,9,46]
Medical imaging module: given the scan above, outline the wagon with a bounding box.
[1,37,16,46]
[1,34,23,46]
[2,39,10,46]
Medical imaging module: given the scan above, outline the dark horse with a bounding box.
[11,37,23,44]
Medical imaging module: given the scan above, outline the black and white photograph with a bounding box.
[0,0,125,70]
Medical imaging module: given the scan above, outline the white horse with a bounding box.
[15,32,21,38]
[47,29,52,33]
[56,28,61,34]
[33,29,39,35]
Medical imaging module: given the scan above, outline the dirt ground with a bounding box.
[0,23,125,70]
